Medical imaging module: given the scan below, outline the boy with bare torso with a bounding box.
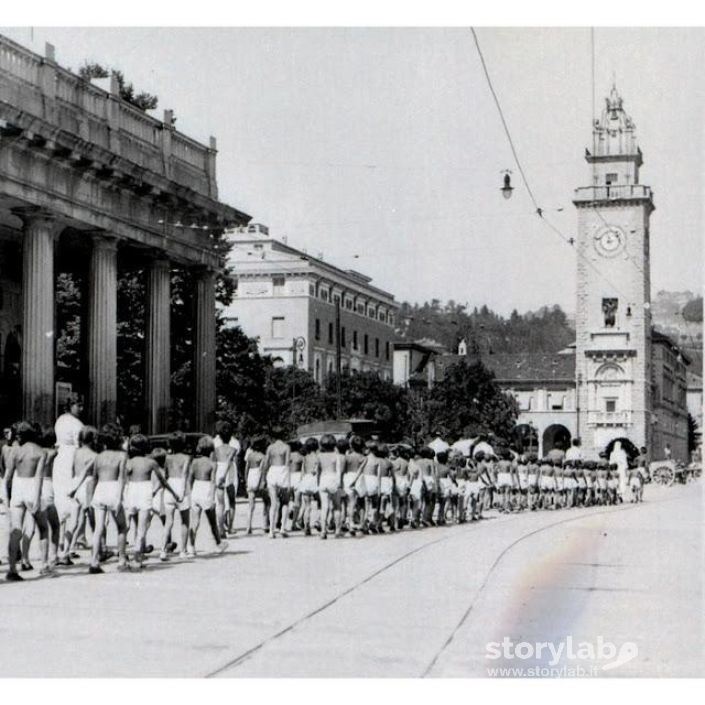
[161,431,192,559]
[5,422,45,581]
[263,427,291,539]
[125,434,180,567]
[64,426,98,563]
[214,421,239,537]
[89,423,129,574]
[188,436,227,556]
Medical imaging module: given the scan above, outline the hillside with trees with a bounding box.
[398,300,575,354]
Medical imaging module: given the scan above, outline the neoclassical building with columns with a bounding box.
[0,34,249,432]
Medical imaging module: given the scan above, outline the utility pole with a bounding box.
[335,298,342,419]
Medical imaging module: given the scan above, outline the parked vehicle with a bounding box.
[296,419,378,444]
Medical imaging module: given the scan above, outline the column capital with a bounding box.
[193,264,219,279]
[12,206,63,236]
[90,232,121,252]
[146,253,171,270]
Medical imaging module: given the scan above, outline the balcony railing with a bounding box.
[0,34,216,198]
[573,185,653,203]
[586,410,633,426]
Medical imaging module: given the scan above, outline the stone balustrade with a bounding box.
[0,33,216,199]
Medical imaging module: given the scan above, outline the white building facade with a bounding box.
[222,225,399,382]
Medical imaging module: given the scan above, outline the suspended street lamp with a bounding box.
[500,169,514,199]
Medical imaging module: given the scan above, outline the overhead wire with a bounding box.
[470,26,634,303]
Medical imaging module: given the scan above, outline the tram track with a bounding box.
[205,499,655,678]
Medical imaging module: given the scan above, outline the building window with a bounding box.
[345,299,353,310]
[551,395,565,411]
[378,312,385,321]
[353,330,358,351]
[309,284,315,296]
[364,334,369,355]
[315,318,321,341]
[315,358,321,383]
[602,298,618,328]
[328,322,334,345]
[272,275,285,295]
[385,341,390,360]
[375,338,380,358]
[605,398,617,413]
[357,304,365,314]
[605,172,618,185]
[321,290,328,302]
[333,295,340,306]
[271,317,285,339]
[341,327,346,348]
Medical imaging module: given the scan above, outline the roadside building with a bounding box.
[222,225,399,382]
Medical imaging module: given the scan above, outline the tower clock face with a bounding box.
[594,225,626,257]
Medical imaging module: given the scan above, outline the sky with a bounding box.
[2,25,703,315]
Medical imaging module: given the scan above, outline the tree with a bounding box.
[216,325,270,437]
[399,299,575,354]
[55,272,84,388]
[79,62,158,112]
[683,297,703,323]
[262,366,326,436]
[322,372,411,441]
[427,359,519,442]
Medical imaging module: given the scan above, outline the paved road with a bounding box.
[0,482,701,677]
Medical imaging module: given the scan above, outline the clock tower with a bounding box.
[573,85,654,457]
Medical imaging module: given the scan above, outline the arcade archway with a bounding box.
[542,424,572,455]
[604,437,640,462]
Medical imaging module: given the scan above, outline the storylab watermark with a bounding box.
[486,636,639,677]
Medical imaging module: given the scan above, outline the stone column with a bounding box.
[15,208,61,425]
[145,257,171,434]
[193,267,217,433]
[87,234,119,427]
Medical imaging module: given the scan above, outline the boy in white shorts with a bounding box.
[299,437,320,536]
[393,446,411,528]
[288,440,305,531]
[161,432,192,559]
[4,422,45,580]
[408,450,424,528]
[125,434,180,567]
[526,454,539,511]
[539,458,555,509]
[340,437,365,535]
[213,421,239,537]
[89,423,129,574]
[263,427,291,539]
[244,436,269,535]
[496,449,514,513]
[464,458,483,522]
[33,428,60,576]
[188,436,227,556]
[377,444,396,532]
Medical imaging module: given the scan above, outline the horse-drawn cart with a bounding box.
[649,459,700,486]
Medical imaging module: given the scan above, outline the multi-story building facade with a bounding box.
[222,225,399,382]
[651,330,690,460]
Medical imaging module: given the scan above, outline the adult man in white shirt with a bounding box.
[53,396,84,552]
[428,433,449,456]
[565,438,583,462]
[472,435,494,460]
